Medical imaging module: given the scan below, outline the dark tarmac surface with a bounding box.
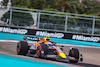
[0,42,100,67]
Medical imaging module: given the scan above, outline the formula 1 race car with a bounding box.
[17,36,83,63]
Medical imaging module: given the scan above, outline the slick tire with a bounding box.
[17,41,28,56]
[69,48,79,63]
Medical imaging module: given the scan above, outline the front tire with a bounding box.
[69,48,79,63]
[17,41,28,55]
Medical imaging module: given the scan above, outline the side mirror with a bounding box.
[52,42,56,46]
[61,45,64,47]
[60,48,63,51]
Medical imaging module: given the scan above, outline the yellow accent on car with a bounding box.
[59,53,66,58]
[44,41,47,44]
[45,36,50,38]
[44,38,50,41]
[39,38,41,40]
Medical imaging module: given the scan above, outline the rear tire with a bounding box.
[69,48,79,63]
[17,41,28,56]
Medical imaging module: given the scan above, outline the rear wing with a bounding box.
[24,36,41,41]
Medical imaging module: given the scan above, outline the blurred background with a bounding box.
[0,0,100,36]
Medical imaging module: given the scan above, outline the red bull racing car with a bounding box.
[17,36,83,63]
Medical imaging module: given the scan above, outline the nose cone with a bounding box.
[57,52,66,58]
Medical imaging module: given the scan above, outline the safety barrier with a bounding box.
[0,25,100,43]
[0,7,100,36]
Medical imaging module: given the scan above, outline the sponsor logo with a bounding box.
[72,35,100,42]
[36,31,64,38]
[0,27,27,34]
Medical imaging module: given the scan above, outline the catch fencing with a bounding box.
[0,7,100,36]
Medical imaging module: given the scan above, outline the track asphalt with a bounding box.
[0,32,100,67]
[0,42,100,67]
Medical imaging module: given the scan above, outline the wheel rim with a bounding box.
[36,46,41,57]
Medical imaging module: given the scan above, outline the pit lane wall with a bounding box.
[0,25,100,47]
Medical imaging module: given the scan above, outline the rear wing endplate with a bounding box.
[24,36,41,41]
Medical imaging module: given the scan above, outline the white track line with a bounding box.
[0,39,100,49]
